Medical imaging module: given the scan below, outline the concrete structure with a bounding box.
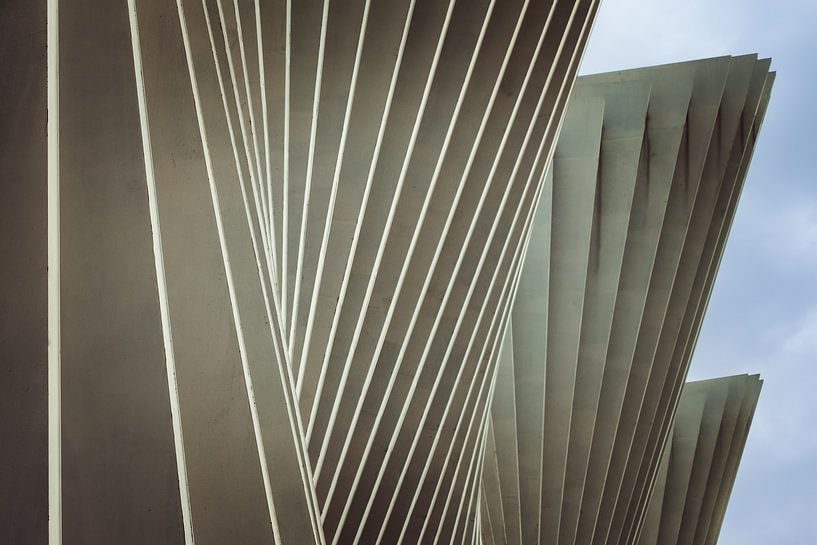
[479,56,773,545]
[0,1,597,544]
[638,375,762,545]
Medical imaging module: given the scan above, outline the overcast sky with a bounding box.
[580,1,817,544]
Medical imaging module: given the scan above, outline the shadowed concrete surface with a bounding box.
[479,56,773,545]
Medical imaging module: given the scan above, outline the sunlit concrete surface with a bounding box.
[478,56,773,545]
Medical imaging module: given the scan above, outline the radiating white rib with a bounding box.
[322,1,499,525]
[474,487,484,545]
[127,4,196,543]
[249,4,335,532]
[290,0,331,358]
[282,0,292,334]
[223,0,286,334]
[47,0,61,543]
[304,0,417,446]
[200,0,282,344]
[429,223,530,545]
[200,5,326,535]
[214,0,275,285]
[462,458,483,545]
[203,11,327,525]
[198,4,331,537]
[296,0,372,399]
[254,0,277,282]
[450,330,505,545]
[175,0,281,538]
[423,158,541,545]
[200,4,316,539]
[313,0,460,485]
[231,0,269,238]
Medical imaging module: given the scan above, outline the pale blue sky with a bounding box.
[580,1,817,544]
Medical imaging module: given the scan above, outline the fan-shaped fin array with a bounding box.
[1,0,598,544]
[479,55,773,545]
[638,374,762,545]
